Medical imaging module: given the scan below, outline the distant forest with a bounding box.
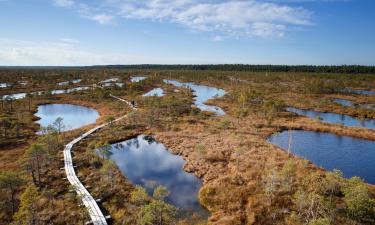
[94,64,375,74]
[2,64,375,74]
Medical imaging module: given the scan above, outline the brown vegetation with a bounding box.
[0,69,374,225]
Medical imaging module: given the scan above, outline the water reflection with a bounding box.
[1,86,91,100]
[130,76,147,82]
[101,78,120,83]
[143,88,165,97]
[103,135,207,216]
[286,107,375,129]
[57,79,82,86]
[268,130,375,184]
[0,83,9,88]
[2,93,27,100]
[35,104,99,132]
[349,90,375,95]
[334,99,374,110]
[102,83,124,87]
[334,99,353,107]
[163,79,226,115]
[51,86,91,94]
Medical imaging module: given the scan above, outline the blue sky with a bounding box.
[0,0,374,66]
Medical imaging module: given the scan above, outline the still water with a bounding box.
[35,104,99,132]
[57,79,82,86]
[334,99,374,110]
[0,83,9,88]
[143,88,165,97]
[99,78,124,87]
[2,86,92,100]
[163,79,226,115]
[268,130,375,184]
[349,90,375,95]
[286,107,375,129]
[130,76,147,82]
[103,135,208,217]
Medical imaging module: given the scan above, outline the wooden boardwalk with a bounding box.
[63,95,135,225]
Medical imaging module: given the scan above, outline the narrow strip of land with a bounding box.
[63,95,135,225]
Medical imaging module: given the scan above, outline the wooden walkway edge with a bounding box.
[63,95,135,225]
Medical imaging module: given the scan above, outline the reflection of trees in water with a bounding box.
[113,143,124,150]
[141,179,158,190]
[125,137,140,149]
[110,136,203,206]
[339,114,347,123]
[143,135,156,145]
[121,135,160,151]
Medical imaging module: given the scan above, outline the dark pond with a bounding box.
[102,135,208,218]
[163,79,226,116]
[268,130,375,184]
[286,107,375,129]
[143,88,165,97]
[35,104,99,132]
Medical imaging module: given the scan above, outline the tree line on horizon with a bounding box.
[95,64,375,74]
[1,64,375,74]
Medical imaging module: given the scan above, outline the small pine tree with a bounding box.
[13,185,39,225]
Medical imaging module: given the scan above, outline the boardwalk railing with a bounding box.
[63,95,135,225]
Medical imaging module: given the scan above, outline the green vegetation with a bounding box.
[138,186,177,225]
[342,177,374,222]
[0,172,25,217]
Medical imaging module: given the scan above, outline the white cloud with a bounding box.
[52,0,313,38]
[77,3,115,25]
[212,35,225,41]
[53,0,74,8]
[0,38,213,66]
[117,0,306,38]
[87,13,115,25]
[59,38,80,44]
[0,38,124,66]
[251,22,286,38]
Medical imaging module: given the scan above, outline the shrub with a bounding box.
[218,119,233,130]
[342,177,375,222]
[308,217,330,225]
[279,160,296,192]
[130,185,148,205]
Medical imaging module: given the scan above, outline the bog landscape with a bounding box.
[1,1,375,225]
[0,66,374,225]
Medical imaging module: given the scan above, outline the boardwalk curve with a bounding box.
[63,95,135,225]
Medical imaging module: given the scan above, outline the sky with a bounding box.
[0,0,374,66]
